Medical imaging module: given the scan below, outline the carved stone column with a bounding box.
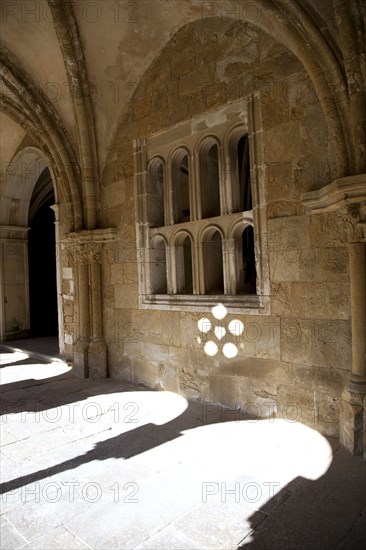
[74,263,90,377]
[302,174,366,456]
[340,237,366,456]
[62,228,116,378]
[88,260,107,378]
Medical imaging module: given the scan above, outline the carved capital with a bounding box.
[61,228,116,266]
[301,174,366,243]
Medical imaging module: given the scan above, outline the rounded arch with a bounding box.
[107,6,352,178]
[147,156,166,228]
[201,226,224,295]
[228,216,254,241]
[148,155,166,172]
[224,123,247,153]
[0,53,83,231]
[172,230,194,295]
[224,124,252,214]
[198,223,225,243]
[237,224,257,295]
[151,232,168,248]
[195,133,222,154]
[196,135,221,219]
[149,234,168,294]
[170,147,191,224]
[167,145,191,164]
[172,228,194,247]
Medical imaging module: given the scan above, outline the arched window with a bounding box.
[228,130,252,213]
[172,151,190,223]
[135,104,268,311]
[175,234,193,294]
[237,135,252,212]
[147,158,165,227]
[200,142,220,218]
[203,229,224,294]
[236,225,256,294]
[149,237,167,294]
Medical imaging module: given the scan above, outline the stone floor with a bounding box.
[0,339,365,549]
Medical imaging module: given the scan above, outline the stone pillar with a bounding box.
[73,263,90,377]
[88,261,107,378]
[223,238,236,295]
[340,242,366,456]
[301,174,366,456]
[62,228,116,378]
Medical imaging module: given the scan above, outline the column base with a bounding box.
[339,379,366,458]
[73,340,89,378]
[88,340,108,378]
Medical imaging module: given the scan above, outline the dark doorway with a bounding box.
[28,178,58,337]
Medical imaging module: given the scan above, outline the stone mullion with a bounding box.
[193,151,202,220]
[191,235,200,295]
[197,237,206,295]
[167,159,175,226]
[166,243,175,294]
[188,153,197,222]
[163,158,169,227]
[223,237,237,295]
[219,143,231,215]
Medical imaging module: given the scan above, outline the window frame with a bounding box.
[134,99,270,314]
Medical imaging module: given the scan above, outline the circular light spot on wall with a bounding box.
[214,326,226,340]
[228,319,244,336]
[223,342,238,358]
[198,317,212,333]
[204,341,218,356]
[212,303,227,320]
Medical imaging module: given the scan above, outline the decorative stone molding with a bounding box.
[61,228,117,266]
[301,174,366,217]
[0,225,29,241]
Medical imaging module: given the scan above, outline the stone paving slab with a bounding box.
[135,525,206,549]
[0,516,28,549]
[0,345,365,550]
[19,526,90,549]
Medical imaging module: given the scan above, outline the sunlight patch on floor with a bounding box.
[0,359,72,384]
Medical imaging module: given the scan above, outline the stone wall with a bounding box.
[101,18,350,437]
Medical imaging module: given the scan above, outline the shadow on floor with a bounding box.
[239,448,366,549]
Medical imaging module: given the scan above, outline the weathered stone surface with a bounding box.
[1,1,364,452]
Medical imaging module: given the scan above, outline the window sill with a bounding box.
[139,293,270,314]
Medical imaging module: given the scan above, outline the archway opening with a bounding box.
[28,169,58,337]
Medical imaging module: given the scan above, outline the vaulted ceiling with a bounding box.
[0,0,364,230]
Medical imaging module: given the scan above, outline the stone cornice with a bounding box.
[301,174,366,214]
[0,225,29,240]
[61,228,117,245]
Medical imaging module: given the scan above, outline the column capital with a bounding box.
[301,173,366,217]
[60,227,116,266]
